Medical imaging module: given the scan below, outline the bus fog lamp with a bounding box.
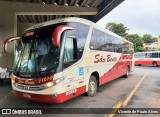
[52,93,57,99]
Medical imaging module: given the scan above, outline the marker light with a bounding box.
[24,32,34,37]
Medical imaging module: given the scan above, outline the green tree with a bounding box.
[106,22,128,37]
[125,34,145,52]
[136,46,146,52]
[141,34,156,43]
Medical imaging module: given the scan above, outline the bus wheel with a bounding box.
[124,67,129,78]
[152,62,158,67]
[87,76,97,97]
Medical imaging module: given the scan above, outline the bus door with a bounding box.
[62,37,80,96]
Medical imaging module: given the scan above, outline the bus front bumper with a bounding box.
[13,90,64,104]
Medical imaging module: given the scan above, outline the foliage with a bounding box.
[105,22,128,37]
[141,34,156,43]
[105,22,158,52]
[135,46,146,52]
[125,34,145,52]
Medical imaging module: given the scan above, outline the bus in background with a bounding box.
[134,51,160,67]
[3,17,134,103]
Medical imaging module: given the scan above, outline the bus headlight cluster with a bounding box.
[43,77,64,89]
[45,82,54,88]
[11,75,15,84]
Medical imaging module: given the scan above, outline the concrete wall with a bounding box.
[0,13,15,69]
[0,11,35,69]
[0,1,96,70]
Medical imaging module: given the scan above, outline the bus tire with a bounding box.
[152,61,158,67]
[124,67,129,78]
[86,76,97,97]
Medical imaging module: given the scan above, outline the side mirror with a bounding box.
[3,36,21,53]
[52,25,73,47]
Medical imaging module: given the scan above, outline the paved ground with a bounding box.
[117,66,160,117]
[0,66,159,117]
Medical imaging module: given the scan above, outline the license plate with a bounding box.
[23,93,31,98]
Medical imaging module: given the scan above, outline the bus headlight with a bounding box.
[45,82,54,88]
[11,75,15,84]
[43,77,64,89]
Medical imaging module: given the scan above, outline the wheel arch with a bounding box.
[127,65,130,72]
[90,71,100,86]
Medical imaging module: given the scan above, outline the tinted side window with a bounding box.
[122,42,134,54]
[152,53,158,58]
[114,38,123,53]
[134,53,139,58]
[139,53,146,58]
[90,28,105,50]
[63,37,78,69]
[66,23,89,60]
[63,38,74,63]
[145,53,151,58]
[103,34,114,52]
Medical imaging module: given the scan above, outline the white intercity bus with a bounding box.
[134,51,160,67]
[3,17,134,103]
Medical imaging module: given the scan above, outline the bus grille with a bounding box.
[14,83,44,91]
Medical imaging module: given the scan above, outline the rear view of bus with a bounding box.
[3,18,134,103]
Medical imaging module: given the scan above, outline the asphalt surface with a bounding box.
[0,66,159,117]
[117,66,160,117]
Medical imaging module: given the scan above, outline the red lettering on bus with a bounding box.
[94,54,105,63]
[107,54,117,62]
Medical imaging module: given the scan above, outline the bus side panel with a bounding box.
[158,61,160,66]
[135,59,153,66]
[100,62,125,85]
[100,54,131,85]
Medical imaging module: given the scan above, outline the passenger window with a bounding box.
[152,53,158,58]
[64,37,74,63]
[103,34,114,52]
[90,28,105,50]
[114,38,123,53]
[67,23,89,60]
[63,37,77,69]
[134,54,138,58]
[145,53,151,58]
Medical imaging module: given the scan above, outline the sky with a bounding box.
[97,0,160,37]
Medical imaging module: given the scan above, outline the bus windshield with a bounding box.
[13,27,60,78]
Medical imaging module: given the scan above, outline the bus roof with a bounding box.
[25,17,92,32]
[25,17,133,45]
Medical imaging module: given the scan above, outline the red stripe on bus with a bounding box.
[13,75,54,86]
[100,54,132,85]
